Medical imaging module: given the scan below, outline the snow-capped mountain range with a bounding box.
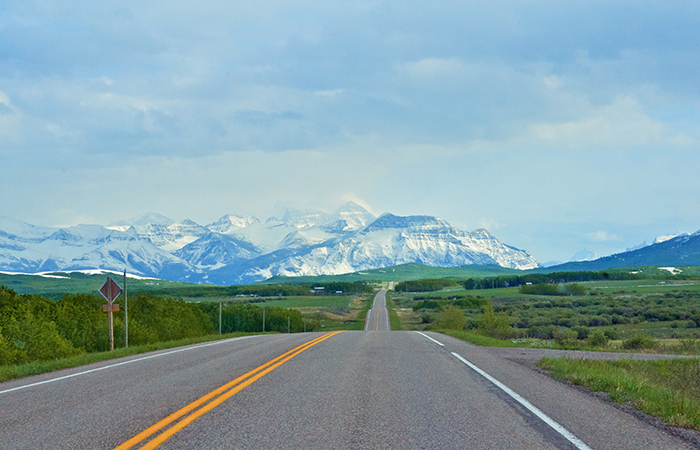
[0,202,541,284]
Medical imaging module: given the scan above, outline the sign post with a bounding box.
[99,277,122,351]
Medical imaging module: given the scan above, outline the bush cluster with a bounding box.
[0,285,305,367]
[394,279,460,292]
[463,270,647,291]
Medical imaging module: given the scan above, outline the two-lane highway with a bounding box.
[364,289,390,331]
[2,330,697,449]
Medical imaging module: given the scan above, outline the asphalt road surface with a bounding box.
[365,289,390,331]
[2,331,697,449]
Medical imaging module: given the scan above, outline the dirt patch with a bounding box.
[320,311,348,321]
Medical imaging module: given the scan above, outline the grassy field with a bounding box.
[385,292,402,331]
[0,270,197,300]
[390,277,700,354]
[193,295,352,309]
[537,357,700,431]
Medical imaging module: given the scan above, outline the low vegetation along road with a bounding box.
[1,292,695,449]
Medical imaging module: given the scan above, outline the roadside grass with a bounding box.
[537,357,700,431]
[436,329,697,354]
[386,293,402,331]
[437,329,526,347]
[313,293,374,331]
[0,331,275,383]
[349,294,374,330]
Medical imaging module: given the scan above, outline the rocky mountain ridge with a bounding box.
[1,202,541,284]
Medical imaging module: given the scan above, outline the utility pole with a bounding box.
[262,307,265,332]
[123,270,128,348]
[287,316,290,333]
[219,301,222,334]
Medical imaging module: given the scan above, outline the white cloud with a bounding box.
[586,231,621,242]
[529,97,672,148]
[398,57,466,80]
[2,0,700,263]
[478,219,501,231]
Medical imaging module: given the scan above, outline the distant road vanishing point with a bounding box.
[1,291,695,449]
[365,289,391,332]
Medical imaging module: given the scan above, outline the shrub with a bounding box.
[588,331,608,347]
[438,307,466,331]
[477,304,512,339]
[565,284,586,296]
[622,334,657,350]
[604,329,620,340]
[528,325,555,340]
[519,284,563,296]
[571,326,589,339]
[589,317,611,327]
[552,327,578,345]
[677,338,699,353]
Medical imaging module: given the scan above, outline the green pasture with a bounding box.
[249,295,353,309]
[0,271,200,300]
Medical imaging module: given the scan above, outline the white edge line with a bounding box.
[414,331,444,347]
[0,335,260,395]
[450,352,592,450]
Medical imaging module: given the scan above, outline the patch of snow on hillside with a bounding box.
[654,234,687,244]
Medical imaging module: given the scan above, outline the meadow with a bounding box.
[388,277,700,353]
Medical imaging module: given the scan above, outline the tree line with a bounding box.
[394,279,461,292]
[144,281,371,299]
[463,270,649,291]
[0,285,308,367]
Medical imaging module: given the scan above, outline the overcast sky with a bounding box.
[2,0,699,263]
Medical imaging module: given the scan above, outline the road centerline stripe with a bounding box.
[451,352,591,450]
[115,331,344,450]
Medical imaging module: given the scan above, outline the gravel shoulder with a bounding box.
[483,344,700,448]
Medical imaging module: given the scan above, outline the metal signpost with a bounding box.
[99,277,122,351]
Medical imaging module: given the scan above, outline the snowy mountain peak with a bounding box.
[569,247,599,262]
[207,214,260,234]
[109,213,174,228]
[0,216,54,238]
[279,208,332,229]
[0,206,547,284]
[328,202,376,232]
[654,233,688,244]
[363,213,449,232]
[471,228,495,239]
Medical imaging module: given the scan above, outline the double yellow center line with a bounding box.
[115,331,344,450]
